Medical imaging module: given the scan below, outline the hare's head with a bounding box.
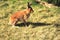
[27,2,34,12]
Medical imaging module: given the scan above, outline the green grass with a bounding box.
[0,0,60,40]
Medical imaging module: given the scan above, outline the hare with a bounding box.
[8,2,34,26]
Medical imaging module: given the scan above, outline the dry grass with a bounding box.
[0,0,60,40]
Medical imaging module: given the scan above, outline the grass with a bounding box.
[0,0,60,40]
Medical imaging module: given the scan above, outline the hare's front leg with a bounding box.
[23,15,28,26]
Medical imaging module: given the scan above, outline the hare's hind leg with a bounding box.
[12,19,18,27]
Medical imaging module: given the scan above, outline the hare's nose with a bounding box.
[32,9,34,12]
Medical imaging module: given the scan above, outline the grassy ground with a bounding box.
[0,0,60,40]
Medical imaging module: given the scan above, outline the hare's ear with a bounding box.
[27,2,32,5]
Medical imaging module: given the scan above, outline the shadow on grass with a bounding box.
[15,22,51,27]
[54,24,60,27]
[54,24,60,31]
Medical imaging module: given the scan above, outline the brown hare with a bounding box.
[8,2,34,27]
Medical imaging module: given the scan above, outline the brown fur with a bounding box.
[8,2,34,26]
